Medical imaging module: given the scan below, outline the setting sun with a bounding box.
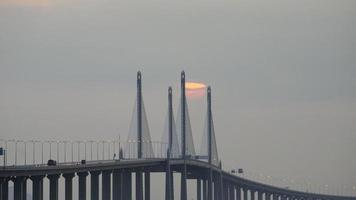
[185,82,207,99]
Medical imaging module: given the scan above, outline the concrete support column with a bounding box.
[0,178,9,200]
[123,171,132,200]
[113,170,122,200]
[14,177,26,200]
[102,170,112,200]
[22,178,27,200]
[136,171,143,200]
[265,193,272,200]
[257,191,263,200]
[250,190,255,200]
[180,164,187,200]
[235,186,241,200]
[207,170,213,200]
[243,188,248,200]
[222,181,228,200]
[48,174,60,200]
[229,184,234,200]
[90,171,101,200]
[219,174,223,200]
[0,178,3,200]
[197,179,201,200]
[1,178,8,200]
[213,181,218,200]
[203,180,207,200]
[165,169,173,200]
[78,172,88,200]
[31,176,44,200]
[63,173,75,200]
[144,172,150,200]
[275,194,280,200]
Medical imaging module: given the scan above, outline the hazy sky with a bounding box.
[1,0,356,197]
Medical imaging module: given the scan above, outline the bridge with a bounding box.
[0,71,354,200]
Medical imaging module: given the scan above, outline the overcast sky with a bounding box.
[1,0,356,197]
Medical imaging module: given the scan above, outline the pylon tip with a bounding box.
[137,71,141,79]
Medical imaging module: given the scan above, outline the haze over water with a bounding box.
[1,0,356,199]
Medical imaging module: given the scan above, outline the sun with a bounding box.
[185,82,207,99]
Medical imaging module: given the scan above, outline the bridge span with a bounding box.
[0,71,354,200]
[1,158,354,200]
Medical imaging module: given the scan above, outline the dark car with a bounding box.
[47,159,57,166]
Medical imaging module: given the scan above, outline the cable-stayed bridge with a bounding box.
[0,71,354,200]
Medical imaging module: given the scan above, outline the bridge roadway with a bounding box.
[0,158,354,200]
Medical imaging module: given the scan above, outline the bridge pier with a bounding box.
[78,172,88,200]
[113,169,122,200]
[48,174,60,200]
[213,179,218,200]
[257,190,263,200]
[273,194,280,200]
[1,178,8,200]
[165,165,174,200]
[13,177,26,200]
[0,178,2,200]
[203,179,207,200]
[22,178,27,200]
[243,188,248,200]
[229,184,235,200]
[207,170,213,200]
[250,190,256,200]
[266,193,272,200]
[31,176,44,200]
[235,186,241,200]
[217,173,224,199]
[123,171,132,200]
[197,179,201,200]
[136,171,143,200]
[222,181,228,200]
[63,173,75,200]
[180,164,187,200]
[144,172,150,200]
[90,171,101,200]
[102,170,112,200]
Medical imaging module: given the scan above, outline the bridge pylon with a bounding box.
[125,71,154,200]
[165,87,174,200]
[180,71,188,200]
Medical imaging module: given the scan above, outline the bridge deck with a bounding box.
[1,158,354,200]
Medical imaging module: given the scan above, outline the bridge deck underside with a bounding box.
[1,159,354,200]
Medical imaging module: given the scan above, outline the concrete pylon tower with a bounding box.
[176,74,196,157]
[161,87,180,158]
[125,71,154,159]
[180,71,187,200]
[165,87,174,200]
[199,87,219,166]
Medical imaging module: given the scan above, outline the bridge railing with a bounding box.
[0,139,178,166]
